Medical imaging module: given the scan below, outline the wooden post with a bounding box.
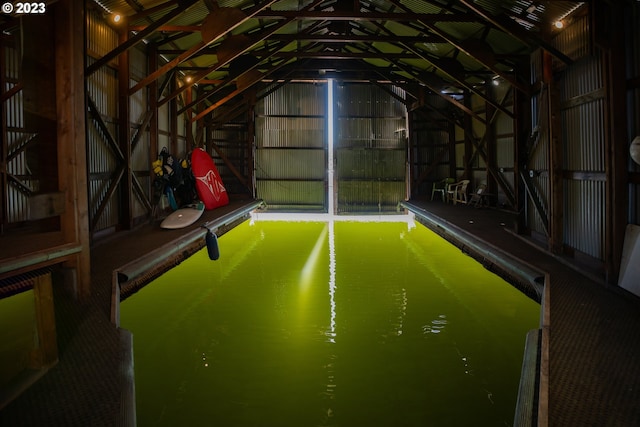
[247,100,256,198]
[597,0,628,283]
[485,82,496,195]
[118,23,133,229]
[513,78,531,233]
[544,51,563,254]
[170,76,178,156]
[149,45,159,167]
[55,0,90,298]
[463,90,473,179]
[448,120,456,178]
[1,29,8,231]
[185,85,194,149]
[29,273,58,368]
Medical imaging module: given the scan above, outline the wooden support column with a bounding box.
[485,82,496,194]
[403,102,411,200]
[1,30,8,230]
[54,0,90,298]
[448,120,456,178]
[408,110,416,196]
[169,76,178,155]
[463,90,473,179]
[247,95,256,197]
[514,79,531,233]
[185,85,194,149]
[29,273,58,368]
[543,51,563,254]
[118,24,132,229]
[596,0,628,283]
[149,45,159,164]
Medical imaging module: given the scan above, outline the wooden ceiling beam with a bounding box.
[254,11,479,22]
[129,0,280,95]
[458,0,573,65]
[86,0,198,76]
[192,60,290,122]
[159,0,326,108]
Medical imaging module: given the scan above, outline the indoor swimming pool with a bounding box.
[120,219,540,426]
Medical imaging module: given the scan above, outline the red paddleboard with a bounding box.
[190,148,229,210]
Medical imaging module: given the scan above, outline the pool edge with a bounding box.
[399,201,549,427]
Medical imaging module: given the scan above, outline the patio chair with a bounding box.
[468,184,488,208]
[431,177,455,201]
[447,179,470,204]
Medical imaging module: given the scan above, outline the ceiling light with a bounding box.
[554,20,564,29]
[112,13,122,23]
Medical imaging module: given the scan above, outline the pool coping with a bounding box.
[399,201,550,427]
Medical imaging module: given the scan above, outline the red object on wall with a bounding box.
[190,148,229,210]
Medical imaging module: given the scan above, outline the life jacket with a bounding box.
[152,147,196,208]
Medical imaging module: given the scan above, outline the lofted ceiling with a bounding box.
[41,1,591,116]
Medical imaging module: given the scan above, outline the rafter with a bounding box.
[129,0,280,95]
[86,0,198,76]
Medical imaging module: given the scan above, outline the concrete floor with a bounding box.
[1,197,640,426]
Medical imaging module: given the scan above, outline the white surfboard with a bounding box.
[160,202,205,229]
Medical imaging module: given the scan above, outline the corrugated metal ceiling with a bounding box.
[82,0,586,115]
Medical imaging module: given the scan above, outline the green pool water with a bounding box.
[120,220,540,427]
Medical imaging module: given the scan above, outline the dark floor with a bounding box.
[1,197,640,426]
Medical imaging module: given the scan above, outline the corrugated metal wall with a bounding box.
[627,2,640,225]
[495,112,515,207]
[86,9,120,233]
[558,39,606,260]
[2,32,31,225]
[411,94,450,196]
[209,107,250,196]
[255,83,327,211]
[87,12,155,232]
[335,83,406,213]
[521,15,607,260]
[130,47,150,220]
[561,55,606,258]
[527,49,551,237]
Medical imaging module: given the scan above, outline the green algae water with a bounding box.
[120,220,540,427]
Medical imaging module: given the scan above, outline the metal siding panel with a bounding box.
[255,149,325,180]
[335,83,407,212]
[158,103,169,133]
[256,117,325,148]
[337,181,405,213]
[562,99,605,172]
[552,15,590,62]
[86,9,118,60]
[412,126,450,195]
[627,6,639,223]
[564,180,605,259]
[86,15,120,233]
[256,181,325,208]
[561,55,603,100]
[558,54,606,261]
[3,42,29,223]
[130,77,150,173]
[337,149,405,180]
[255,83,327,210]
[258,83,326,116]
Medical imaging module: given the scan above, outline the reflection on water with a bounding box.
[121,220,540,427]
